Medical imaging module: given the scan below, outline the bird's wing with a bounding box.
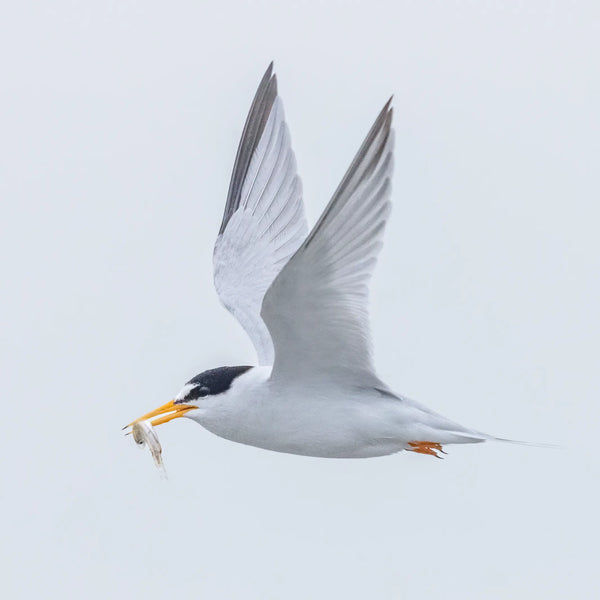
[262,100,394,385]
[213,64,308,365]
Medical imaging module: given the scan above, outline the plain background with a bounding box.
[2,2,599,598]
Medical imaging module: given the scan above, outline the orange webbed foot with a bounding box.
[408,441,446,459]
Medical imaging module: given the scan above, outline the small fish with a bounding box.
[131,420,167,479]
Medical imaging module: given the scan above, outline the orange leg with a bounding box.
[408,441,446,458]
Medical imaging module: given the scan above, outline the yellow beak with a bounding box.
[125,399,198,429]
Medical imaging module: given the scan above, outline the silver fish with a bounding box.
[132,420,167,479]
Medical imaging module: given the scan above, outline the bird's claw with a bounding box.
[408,441,445,459]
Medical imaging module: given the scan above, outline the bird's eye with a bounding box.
[186,385,210,400]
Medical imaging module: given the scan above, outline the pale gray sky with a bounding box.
[2,2,599,598]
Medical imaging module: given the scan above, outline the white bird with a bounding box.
[127,63,501,459]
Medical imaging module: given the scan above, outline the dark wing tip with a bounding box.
[219,64,279,235]
[303,97,394,248]
[259,61,276,94]
[377,96,394,129]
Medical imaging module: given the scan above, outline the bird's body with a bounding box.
[128,63,501,460]
[186,366,485,458]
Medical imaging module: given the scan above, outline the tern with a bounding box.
[127,63,504,459]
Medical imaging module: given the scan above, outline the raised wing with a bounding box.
[262,99,394,385]
[213,64,308,365]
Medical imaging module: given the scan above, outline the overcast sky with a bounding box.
[2,2,599,598]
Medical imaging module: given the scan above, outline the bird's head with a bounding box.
[126,366,254,428]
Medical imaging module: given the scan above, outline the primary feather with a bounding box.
[262,99,394,385]
[213,64,308,365]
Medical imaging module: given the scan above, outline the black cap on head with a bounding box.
[179,366,253,402]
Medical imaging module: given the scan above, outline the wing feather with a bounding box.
[220,63,277,234]
[262,100,394,384]
[214,65,308,365]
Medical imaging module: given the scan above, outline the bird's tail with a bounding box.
[485,435,558,449]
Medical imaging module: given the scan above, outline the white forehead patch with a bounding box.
[175,383,197,402]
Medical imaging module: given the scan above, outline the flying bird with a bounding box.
[127,63,501,459]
